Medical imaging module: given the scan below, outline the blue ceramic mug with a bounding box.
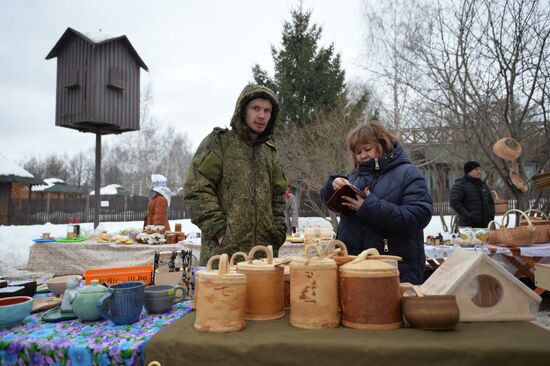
[97,281,145,325]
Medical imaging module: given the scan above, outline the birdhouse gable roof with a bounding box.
[45,27,148,71]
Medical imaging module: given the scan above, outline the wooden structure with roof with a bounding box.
[46,27,148,227]
[45,27,148,134]
[0,153,44,225]
[421,248,541,321]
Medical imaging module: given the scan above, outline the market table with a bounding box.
[425,243,550,294]
[25,241,186,275]
[145,311,550,366]
[0,300,192,366]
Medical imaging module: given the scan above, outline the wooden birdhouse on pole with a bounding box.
[46,27,148,227]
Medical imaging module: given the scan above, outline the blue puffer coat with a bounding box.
[320,144,433,284]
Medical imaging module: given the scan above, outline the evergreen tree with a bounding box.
[252,4,347,126]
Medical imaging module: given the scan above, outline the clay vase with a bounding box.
[194,254,247,333]
[290,244,339,329]
[236,245,285,320]
[339,249,403,329]
[402,293,460,330]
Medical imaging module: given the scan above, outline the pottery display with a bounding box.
[73,280,109,322]
[290,245,339,329]
[194,254,247,333]
[0,296,34,328]
[145,285,186,314]
[236,246,285,320]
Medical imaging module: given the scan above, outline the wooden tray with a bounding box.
[32,297,62,313]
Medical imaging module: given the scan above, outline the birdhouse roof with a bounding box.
[45,27,148,71]
[422,247,541,303]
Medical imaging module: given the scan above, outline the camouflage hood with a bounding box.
[230,84,280,143]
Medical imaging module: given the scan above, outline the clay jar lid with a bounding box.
[236,245,284,273]
[290,244,336,270]
[199,254,246,283]
[340,248,400,278]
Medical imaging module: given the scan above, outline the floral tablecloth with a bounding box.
[0,300,193,366]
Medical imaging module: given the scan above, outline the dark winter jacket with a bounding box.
[183,85,288,265]
[320,144,432,284]
[450,175,495,228]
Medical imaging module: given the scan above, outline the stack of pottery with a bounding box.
[339,249,403,329]
[236,246,285,320]
[290,244,339,329]
[194,254,247,333]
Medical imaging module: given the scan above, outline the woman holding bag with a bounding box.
[320,121,432,284]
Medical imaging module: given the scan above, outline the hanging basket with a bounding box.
[532,171,550,191]
[491,209,536,247]
[493,137,522,161]
[519,209,550,244]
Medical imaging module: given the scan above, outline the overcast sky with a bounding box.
[0,0,367,164]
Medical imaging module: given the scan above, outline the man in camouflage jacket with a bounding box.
[184,84,288,265]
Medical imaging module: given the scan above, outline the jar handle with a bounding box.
[230,252,248,268]
[206,254,229,275]
[324,239,348,257]
[351,248,380,263]
[247,245,272,264]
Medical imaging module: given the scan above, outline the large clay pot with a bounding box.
[194,254,247,333]
[339,249,403,329]
[290,245,339,329]
[236,246,285,320]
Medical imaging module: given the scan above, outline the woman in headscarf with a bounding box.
[144,174,172,232]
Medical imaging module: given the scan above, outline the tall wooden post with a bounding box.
[94,133,101,229]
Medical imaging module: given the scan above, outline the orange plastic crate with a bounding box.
[83,265,153,286]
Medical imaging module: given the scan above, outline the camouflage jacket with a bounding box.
[183,85,288,265]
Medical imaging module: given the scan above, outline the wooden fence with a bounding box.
[6,195,518,226]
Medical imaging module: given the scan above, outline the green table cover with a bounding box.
[145,312,550,366]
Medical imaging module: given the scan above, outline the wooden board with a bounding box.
[32,297,62,313]
[535,263,550,291]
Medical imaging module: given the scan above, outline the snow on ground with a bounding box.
[0,214,491,278]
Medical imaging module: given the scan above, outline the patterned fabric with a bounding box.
[26,241,186,275]
[184,84,288,265]
[0,301,192,366]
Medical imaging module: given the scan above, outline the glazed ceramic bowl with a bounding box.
[402,295,460,330]
[0,296,34,328]
[47,275,83,297]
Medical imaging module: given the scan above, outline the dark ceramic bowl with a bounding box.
[402,295,460,330]
[9,280,37,298]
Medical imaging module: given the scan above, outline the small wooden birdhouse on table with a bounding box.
[421,248,541,322]
[46,27,148,227]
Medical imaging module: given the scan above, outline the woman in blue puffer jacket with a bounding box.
[320,121,433,284]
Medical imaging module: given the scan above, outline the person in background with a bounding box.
[450,161,495,229]
[284,186,299,235]
[184,84,288,265]
[320,121,433,284]
[144,174,171,232]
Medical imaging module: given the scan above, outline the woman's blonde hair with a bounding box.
[346,121,399,165]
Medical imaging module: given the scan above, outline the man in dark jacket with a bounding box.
[450,161,495,228]
[183,85,288,265]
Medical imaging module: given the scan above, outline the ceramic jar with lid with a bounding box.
[73,280,109,322]
[194,254,247,333]
[339,249,403,329]
[290,245,339,329]
[236,245,285,320]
